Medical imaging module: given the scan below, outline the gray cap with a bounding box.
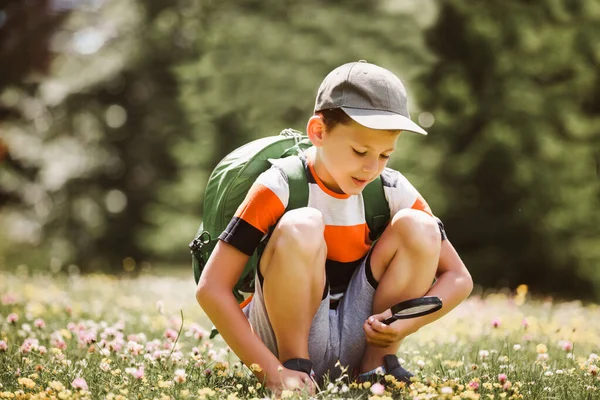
[314,61,427,135]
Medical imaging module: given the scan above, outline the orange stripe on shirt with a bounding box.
[411,196,433,216]
[235,183,285,233]
[324,224,371,263]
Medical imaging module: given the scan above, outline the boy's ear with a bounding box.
[306,115,325,147]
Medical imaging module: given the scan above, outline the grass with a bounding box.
[1,269,599,399]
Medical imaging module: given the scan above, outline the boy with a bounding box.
[196,61,473,394]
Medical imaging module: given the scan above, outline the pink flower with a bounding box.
[34,319,45,329]
[190,324,207,340]
[560,340,573,352]
[127,341,144,356]
[468,380,480,390]
[498,373,507,384]
[1,294,16,305]
[164,328,178,341]
[521,318,529,329]
[71,377,88,391]
[20,338,39,353]
[370,382,385,395]
[491,319,501,328]
[7,313,18,324]
[0,340,7,351]
[125,367,144,379]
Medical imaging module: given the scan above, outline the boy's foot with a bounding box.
[356,355,413,384]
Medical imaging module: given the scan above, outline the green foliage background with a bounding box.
[0,0,598,299]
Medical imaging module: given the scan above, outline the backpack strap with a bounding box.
[362,176,390,242]
[270,155,389,242]
[268,156,309,211]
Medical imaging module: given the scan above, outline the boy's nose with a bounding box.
[362,157,378,173]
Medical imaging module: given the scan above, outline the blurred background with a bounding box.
[0,0,598,300]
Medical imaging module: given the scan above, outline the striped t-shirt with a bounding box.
[219,153,436,299]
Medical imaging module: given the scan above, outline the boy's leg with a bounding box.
[360,208,441,373]
[259,207,327,363]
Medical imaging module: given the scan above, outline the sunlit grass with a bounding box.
[1,270,599,399]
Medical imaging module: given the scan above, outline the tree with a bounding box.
[419,0,600,299]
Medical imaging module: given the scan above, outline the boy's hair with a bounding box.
[316,108,353,132]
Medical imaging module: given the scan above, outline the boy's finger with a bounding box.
[364,321,388,343]
[369,318,390,333]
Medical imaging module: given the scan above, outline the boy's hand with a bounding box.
[363,311,416,347]
[266,367,316,396]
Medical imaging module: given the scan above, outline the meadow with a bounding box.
[1,269,599,400]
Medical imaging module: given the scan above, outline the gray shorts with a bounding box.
[242,255,376,379]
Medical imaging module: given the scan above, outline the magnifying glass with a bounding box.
[382,296,443,325]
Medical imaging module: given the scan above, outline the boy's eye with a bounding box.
[352,148,367,156]
[380,154,391,159]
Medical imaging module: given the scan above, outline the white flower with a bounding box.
[174,368,186,383]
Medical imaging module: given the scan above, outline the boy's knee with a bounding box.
[273,207,325,255]
[390,209,441,253]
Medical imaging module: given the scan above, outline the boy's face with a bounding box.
[309,117,400,195]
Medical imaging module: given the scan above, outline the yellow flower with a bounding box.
[158,380,173,388]
[18,378,36,389]
[198,387,215,400]
[48,381,64,392]
[363,381,372,389]
[59,329,71,340]
[536,344,548,354]
[280,390,293,399]
[249,363,262,372]
[516,284,528,296]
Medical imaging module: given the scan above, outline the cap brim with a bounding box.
[341,107,428,135]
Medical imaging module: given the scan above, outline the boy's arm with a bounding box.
[195,240,285,386]
[367,238,473,341]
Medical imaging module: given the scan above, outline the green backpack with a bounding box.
[190,128,390,303]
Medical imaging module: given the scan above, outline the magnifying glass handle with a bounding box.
[382,316,397,325]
